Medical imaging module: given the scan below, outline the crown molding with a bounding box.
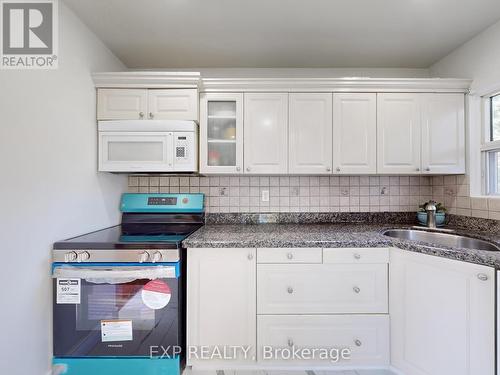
[91,72,471,93]
[92,71,201,89]
[200,77,472,93]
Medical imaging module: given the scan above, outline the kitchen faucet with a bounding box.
[425,201,437,228]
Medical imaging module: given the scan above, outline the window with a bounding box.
[490,94,500,141]
[483,93,500,194]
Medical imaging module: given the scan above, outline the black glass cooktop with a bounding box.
[53,225,200,250]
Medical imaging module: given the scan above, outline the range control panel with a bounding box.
[121,193,204,213]
[147,197,177,206]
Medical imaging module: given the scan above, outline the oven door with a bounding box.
[52,263,181,358]
[98,131,174,172]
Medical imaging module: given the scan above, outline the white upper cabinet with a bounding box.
[147,89,198,121]
[288,93,332,174]
[421,93,465,174]
[333,93,377,174]
[97,88,198,121]
[377,93,465,175]
[244,93,288,174]
[377,93,422,174]
[97,89,148,120]
[289,93,333,174]
[390,249,495,375]
[200,93,243,174]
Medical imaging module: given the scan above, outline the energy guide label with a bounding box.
[56,278,81,304]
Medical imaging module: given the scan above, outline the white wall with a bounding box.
[430,18,500,206]
[0,3,126,375]
[431,19,500,94]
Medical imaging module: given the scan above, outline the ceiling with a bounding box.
[64,0,500,69]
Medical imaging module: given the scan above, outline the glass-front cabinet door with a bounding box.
[200,93,243,173]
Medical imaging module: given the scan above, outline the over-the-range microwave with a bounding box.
[98,120,198,172]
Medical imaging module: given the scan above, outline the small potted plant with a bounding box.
[417,201,446,227]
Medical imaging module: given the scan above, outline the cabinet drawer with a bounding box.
[257,264,388,314]
[323,248,389,264]
[257,315,390,366]
[257,248,322,264]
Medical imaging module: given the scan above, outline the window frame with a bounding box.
[490,94,500,142]
[481,92,500,195]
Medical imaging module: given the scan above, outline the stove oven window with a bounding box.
[76,280,155,331]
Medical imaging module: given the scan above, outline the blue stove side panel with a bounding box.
[121,193,204,213]
[52,357,180,375]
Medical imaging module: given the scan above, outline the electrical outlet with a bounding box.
[261,190,270,202]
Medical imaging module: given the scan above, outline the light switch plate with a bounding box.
[261,190,270,202]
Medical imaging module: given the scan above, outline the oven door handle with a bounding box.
[52,265,178,284]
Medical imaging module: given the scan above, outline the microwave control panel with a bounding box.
[172,131,197,171]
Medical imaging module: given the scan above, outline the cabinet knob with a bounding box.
[416,167,420,172]
[353,286,361,294]
[477,273,489,281]
[425,167,431,171]
[247,253,254,260]
[287,338,294,347]
[326,167,331,172]
[246,167,251,172]
[286,252,294,260]
[236,167,241,172]
[336,167,341,172]
[354,339,362,347]
[353,253,361,260]
[287,286,294,294]
[139,112,144,118]
[149,112,154,119]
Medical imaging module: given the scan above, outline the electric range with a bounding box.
[51,193,204,375]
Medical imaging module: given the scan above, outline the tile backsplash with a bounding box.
[128,175,434,214]
[431,175,500,220]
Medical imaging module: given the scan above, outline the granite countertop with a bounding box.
[183,223,500,268]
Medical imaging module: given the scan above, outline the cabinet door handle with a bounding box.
[416,167,420,172]
[353,286,361,294]
[336,167,341,172]
[354,339,362,347]
[247,253,254,260]
[139,112,144,119]
[246,167,251,172]
[286,252,294,260]
[353,253,361,260]
[149,112,154,119]
[287,287,294,294]
[326,167,331,172]
[477,273,489,281]
[236,167,241,172]
[425,167,431,171]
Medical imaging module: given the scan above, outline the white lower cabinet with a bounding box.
[187,246,495,373]
[187,247,256,368]
[257,315,390,366]
[390,248,495,375]
[257,263,388,314]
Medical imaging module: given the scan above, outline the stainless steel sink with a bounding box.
[383,229,500,251]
